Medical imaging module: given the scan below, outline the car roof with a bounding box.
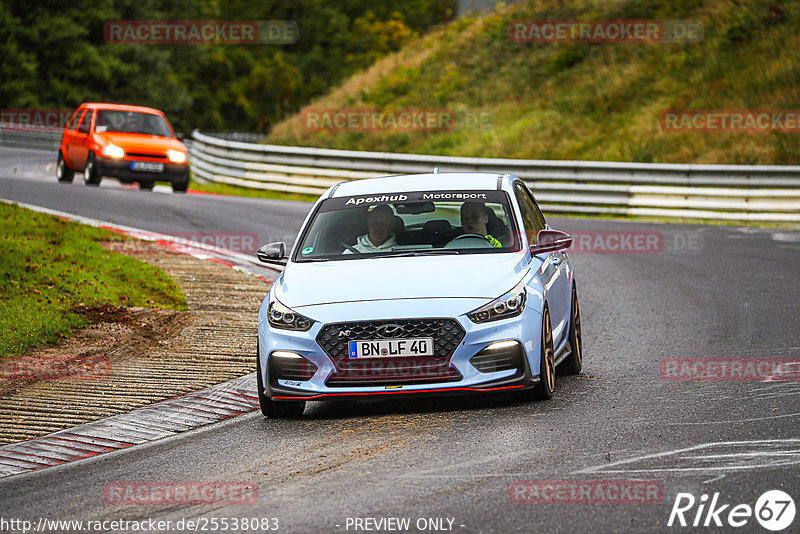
[329,172,509,198]
[79,102,165,115]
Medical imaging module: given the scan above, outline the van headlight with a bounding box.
[101,144,124,159]
[468,283,526,323]
[167,150,187,163]
[268,298,313,331]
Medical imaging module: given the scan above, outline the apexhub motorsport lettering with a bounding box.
[422,193,488,200]
[343,192,489,206]
[345,195,408,206]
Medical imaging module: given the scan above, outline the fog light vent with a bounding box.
[469,341,523,373]
[269,351,317,381]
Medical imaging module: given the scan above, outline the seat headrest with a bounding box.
[423,220,453,234]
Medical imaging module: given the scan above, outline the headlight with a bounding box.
[101,144,124,159]
[268,298,313,331]
[467,283,526,323]
[167,150,187,163]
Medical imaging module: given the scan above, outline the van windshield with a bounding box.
[95,110,173,137]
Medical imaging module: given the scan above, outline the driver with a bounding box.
[345,204,397,253]
[126,112,144,133]
[460,202,501,247]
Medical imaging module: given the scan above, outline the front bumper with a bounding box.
[96,157,188,184]
[257,298,544,401]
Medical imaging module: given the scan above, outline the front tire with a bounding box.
[56,151,74,183]
[83,153,101,186]
[172,173,189,193]
[257,348,305,418]
[528,308,555,401]
[559,285,583,375]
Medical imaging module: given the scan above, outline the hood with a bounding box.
[274,253,530,309]
[98,132,186,153]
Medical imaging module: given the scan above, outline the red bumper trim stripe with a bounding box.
[272,384,525,400]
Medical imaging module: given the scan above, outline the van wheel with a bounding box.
[83,153,101,186]
[172,174,189,193]
[56,151,74,183]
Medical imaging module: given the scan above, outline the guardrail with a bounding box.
[190,130,800,222]
[0,128,62,151]
[0,128,194,152]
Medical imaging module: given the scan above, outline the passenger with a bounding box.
[460,202,501,247]
[345,204,397,253]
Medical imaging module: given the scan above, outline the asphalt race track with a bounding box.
[1,146,800,533]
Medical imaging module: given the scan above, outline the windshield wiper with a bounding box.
[389,250,461,257]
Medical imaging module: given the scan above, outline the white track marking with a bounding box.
[576,439,800,474]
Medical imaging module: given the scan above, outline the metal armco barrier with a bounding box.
[191,130,800,222]
[0,128,62,151]
[0,128,192,154]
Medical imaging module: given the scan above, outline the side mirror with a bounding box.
[530,229,572,255]
[256,242,286,264]
[175,132,185,141]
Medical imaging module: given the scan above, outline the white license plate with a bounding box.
[348,338,434,359]
[130,161,164,172]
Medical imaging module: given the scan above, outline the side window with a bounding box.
[67,109,85,130]
[521,183,547,229]
[77,110,93,134]
[514,184,542,245]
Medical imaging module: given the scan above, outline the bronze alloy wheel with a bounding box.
[560,286,583,375]
[529,308,555,400]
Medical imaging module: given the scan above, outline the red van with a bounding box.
[56,103,189,192]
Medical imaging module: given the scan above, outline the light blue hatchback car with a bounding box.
[255,173,583,417]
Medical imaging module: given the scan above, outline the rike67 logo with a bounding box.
[668,490,795,531]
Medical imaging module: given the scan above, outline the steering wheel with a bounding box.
[444,233,490,249]
[335,238,361,254]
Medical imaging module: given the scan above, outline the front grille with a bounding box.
[317,318,465,387]
[127,152,166,159]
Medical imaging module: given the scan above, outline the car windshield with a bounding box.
[294,190,520,261]
[94,110,173,137]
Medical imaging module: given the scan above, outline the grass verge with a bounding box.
[267,0,800,165]
[188,179,317,202]
[0,202,187,360]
